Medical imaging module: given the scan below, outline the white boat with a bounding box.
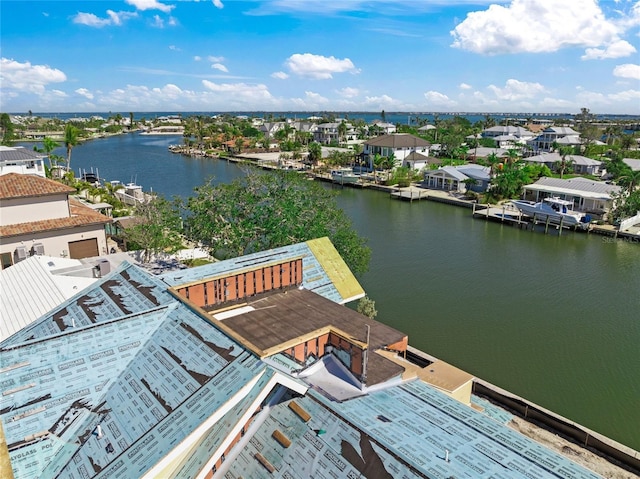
[331,168,361,185]
[510,197,591,228]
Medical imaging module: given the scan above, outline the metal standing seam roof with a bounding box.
[524,177,621,199]
[0,146,45,162]
[222,380,603,479]
[0,256,96,342]
[365,134,431,148]
[160,237,364,305]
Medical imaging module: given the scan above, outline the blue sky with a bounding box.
[1,0,639,114]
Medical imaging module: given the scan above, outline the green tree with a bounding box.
[34,136,62,170]
[609,189,640,224]
[63,123,80,172]
[307,142,322,167]
[184,171,371,275]
[357,296,377,319]
[1,113,16,145]
[555,145,574,179]
[123,195,184,263]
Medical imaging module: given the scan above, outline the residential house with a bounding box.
[468,146,509,162]
[0,173,111,268]
[372,121,397,135]
[313,122,355,144]
[363,133,431,170]
[481,125,534,144]
[521,152,603,176]
[424,164,491,193]
[522,176,621,217]
[528,126,581,153]
[403,151,441,171]
[259,121,286,141]
[0,146,47,177]
[0,236,615,479]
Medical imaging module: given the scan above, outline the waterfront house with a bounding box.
[424,164,491,193]
[522,176,621,217]
[0,145,47,177]
[0,173,111,268]
[521,152,603,176]
[528,126,581,153]
[0,236,621,479]
[403,151,441,170]
[363,133,431,170]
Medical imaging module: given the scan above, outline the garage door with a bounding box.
[68,238,99,259]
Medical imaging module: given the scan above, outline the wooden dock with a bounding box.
[472,203,591,235]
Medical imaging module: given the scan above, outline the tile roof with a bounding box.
[0,173,74,200]
[0,198,111,239]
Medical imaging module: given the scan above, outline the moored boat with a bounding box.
[510,197,591,228]
[331,167,361,185]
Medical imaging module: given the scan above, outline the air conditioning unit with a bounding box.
[32,243,45,256]
[14,246,27,262]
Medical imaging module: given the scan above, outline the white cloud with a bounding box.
[211,63,228,73]
[212,0,224,9]
[271,71,289,79]
[207,55,225,63]
[152,15,164,28]
[194,56,202,61]
[486,79,546,101]
[73,10,137,27]
[459,83,472,90]
[581,40,636,60]
[613,63,640,80]
[0,58,67,94]
[337,87,359,98]
[75,88,94,99]
[201,80,273,104]
[285,53,359,79]
[125,0,174,13]
[451,0,620,54]
[424,90,456,107]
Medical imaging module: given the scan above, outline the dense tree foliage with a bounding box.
[123,196,184,263]
[184,171,371,275]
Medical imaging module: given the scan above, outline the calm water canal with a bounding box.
[47,132,640,450]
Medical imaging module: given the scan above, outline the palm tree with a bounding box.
[556,145,574,179]
[307,142,322,168]
[34,136,61,169]
[338,121,347,145]
[63,124,80,172]
[619,169,640,193]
